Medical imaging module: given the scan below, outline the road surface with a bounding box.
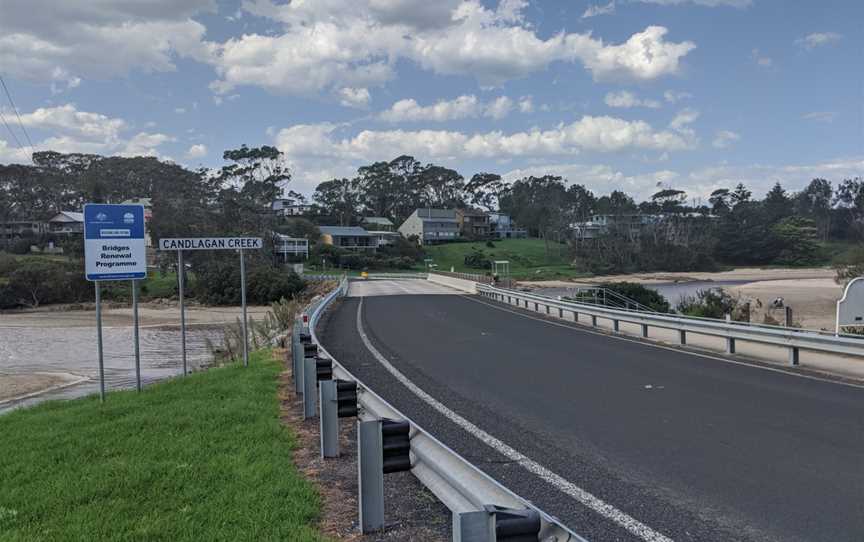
[318,285,864,542]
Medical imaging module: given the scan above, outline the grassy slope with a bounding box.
[0,350,324,542]
[424,238,585,280]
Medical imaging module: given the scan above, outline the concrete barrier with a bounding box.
[428,272,478,294]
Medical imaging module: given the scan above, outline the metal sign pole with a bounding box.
[95,282,106,402]
[240,248,249,368]
[132,279,141,392]
[178,250,187,376]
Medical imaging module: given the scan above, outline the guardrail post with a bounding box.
[534,302,539,312]
[726,337,736,354]
[785,306,794,327]
[591,315,597,327]
[319,380,339,458]
[299,339,316,394]
[679,330,687,345]
[558,307,563,319]
[358,420,385,533]
[641,324,649,338]
[574,311,579,323]
[545,304,550,315]
[303,356,317,419]
[613,319,619,332]
[789,347,800,366]
[455,506,541,542]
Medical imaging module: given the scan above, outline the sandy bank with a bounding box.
[0,372,86,403]
[517,267,836,288]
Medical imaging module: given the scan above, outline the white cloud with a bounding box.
[802,111,837,123]
[174,107,187,114]
[796,32,843,50]
[751,48,773,68]
[211,1,695,96]
[379,94,521,122]
[0,1,217,84]
[185,143,208,159]
[582,1,616,18]
[337,87,372,109]
[518,96,534,113]
[0,104,174,162]
[635,0,751,6]
[663,90,692,103]
[604,90,661,108]
[712,129,740,149]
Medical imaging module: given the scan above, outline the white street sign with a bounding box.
[158,237,263,250]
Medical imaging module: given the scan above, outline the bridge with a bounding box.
[307,275,864,541]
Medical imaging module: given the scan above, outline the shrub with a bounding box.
[464,247,491,270]
[485,240,496,248]
[599,282,671,313]
[676,288,746,321]
[0,259,90,308]
[194,256,305,305]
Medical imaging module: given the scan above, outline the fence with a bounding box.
[476,284,864,365]
[301,278,585,541]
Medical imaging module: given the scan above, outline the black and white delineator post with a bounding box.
[455,506,542,542]
[358,418,411,533]
[320,378,358,458]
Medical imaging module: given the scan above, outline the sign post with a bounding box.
[132,279,141,391]
[158,237,263,369]
[84,204,147,402]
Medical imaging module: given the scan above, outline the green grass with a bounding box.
[424,238,588,280]
[140,271,179,299]
[0,350,325,542]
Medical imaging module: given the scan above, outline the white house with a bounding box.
[398,208,460,245]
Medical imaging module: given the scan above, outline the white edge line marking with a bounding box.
[465,294,864,391]
[356,296,673,542]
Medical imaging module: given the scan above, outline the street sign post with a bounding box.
[158,237,263,368]
[84,203,147,402]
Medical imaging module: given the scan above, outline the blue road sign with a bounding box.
[84,204,147,281]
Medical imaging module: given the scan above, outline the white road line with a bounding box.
[356,297,674,542]
[465,295,864,390]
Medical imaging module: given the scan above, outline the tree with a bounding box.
[795,178,833,241]
[566,184,596,223]
[500,175,569,257]
[595,190,637,215]
[465,172,508,212]
[709,188,732,214]
[730,183,752,208]
[647,188,687,214]
[313,178,360,226]
[763,182,793,223]
[833,178,864,241]
[771,217,820,265]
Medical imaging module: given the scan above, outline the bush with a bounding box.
[7,238,34,255]
[0,259,91,308]
[485,240,496,248]
[676,288,746,320]
[464,247,491,270]
[599,282,671,313]
[193,256,305,305]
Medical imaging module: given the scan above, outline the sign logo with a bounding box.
[96,212,108,222]
[123,212,135,224]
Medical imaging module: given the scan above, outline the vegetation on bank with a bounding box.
[0,349,325,542]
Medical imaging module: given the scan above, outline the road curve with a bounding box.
[318,291,864,542]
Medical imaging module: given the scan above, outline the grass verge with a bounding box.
[0,350,325,542]
[424,238,586,280]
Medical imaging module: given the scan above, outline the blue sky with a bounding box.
[0,0,861,202]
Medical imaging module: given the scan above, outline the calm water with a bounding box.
[533,280,750,307]
[0,324,224,413]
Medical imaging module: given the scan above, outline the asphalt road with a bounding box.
[318,292,864,542]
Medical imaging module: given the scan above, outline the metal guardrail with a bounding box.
[476,284,864,364]
[306,278,585,542]
[365,272,429,280]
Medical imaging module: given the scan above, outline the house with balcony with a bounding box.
[48,211,84,234]
[456,208,491,239]
[272,200,315,217]
[0,219,47,241]
[488,213,528,239]
[398,208,460,245]
[319,226,377,251]
[571,214,662,241]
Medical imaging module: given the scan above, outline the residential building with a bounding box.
[488,213,528,239]
[571,214,662,240]
[456,208,491,239]
[398,208,460,245]
[48,211,84,234]
[272,200,315,217]
[369,231,401,247]
[360,216,395,231]
[0,219,47,240]
[273,233,309,261]
[319,226,377,251]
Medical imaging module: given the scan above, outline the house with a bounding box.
[488,213,528,239]
[319,226,377,251]
[0,219,47,241]
[360,216,395,232]
[272,200,315,217]
[48,211,84,234]
[571,214,662,240]
[273,233,309,261]
[369,231,401,247]
[398,208,460,245]
[456,208,491,239]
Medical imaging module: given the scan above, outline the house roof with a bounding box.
[49,211,84,223]
[361,216,394,226]
[319,226,372,237]
[415,208,457,220]
[458,208,488,217]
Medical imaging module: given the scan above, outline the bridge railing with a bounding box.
[304,277,585,541]
[476,284,864,365]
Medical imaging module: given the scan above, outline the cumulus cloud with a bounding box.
[797,32,843,50]
[0,103,174,162]
[378,94,526,122]
[211,1,695,96]
[0,1,217,84]
[185,143,208,159]
[663,90,692,103]
[337,87,372,109]
[604,90,661,108]
[712,129,740,149]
